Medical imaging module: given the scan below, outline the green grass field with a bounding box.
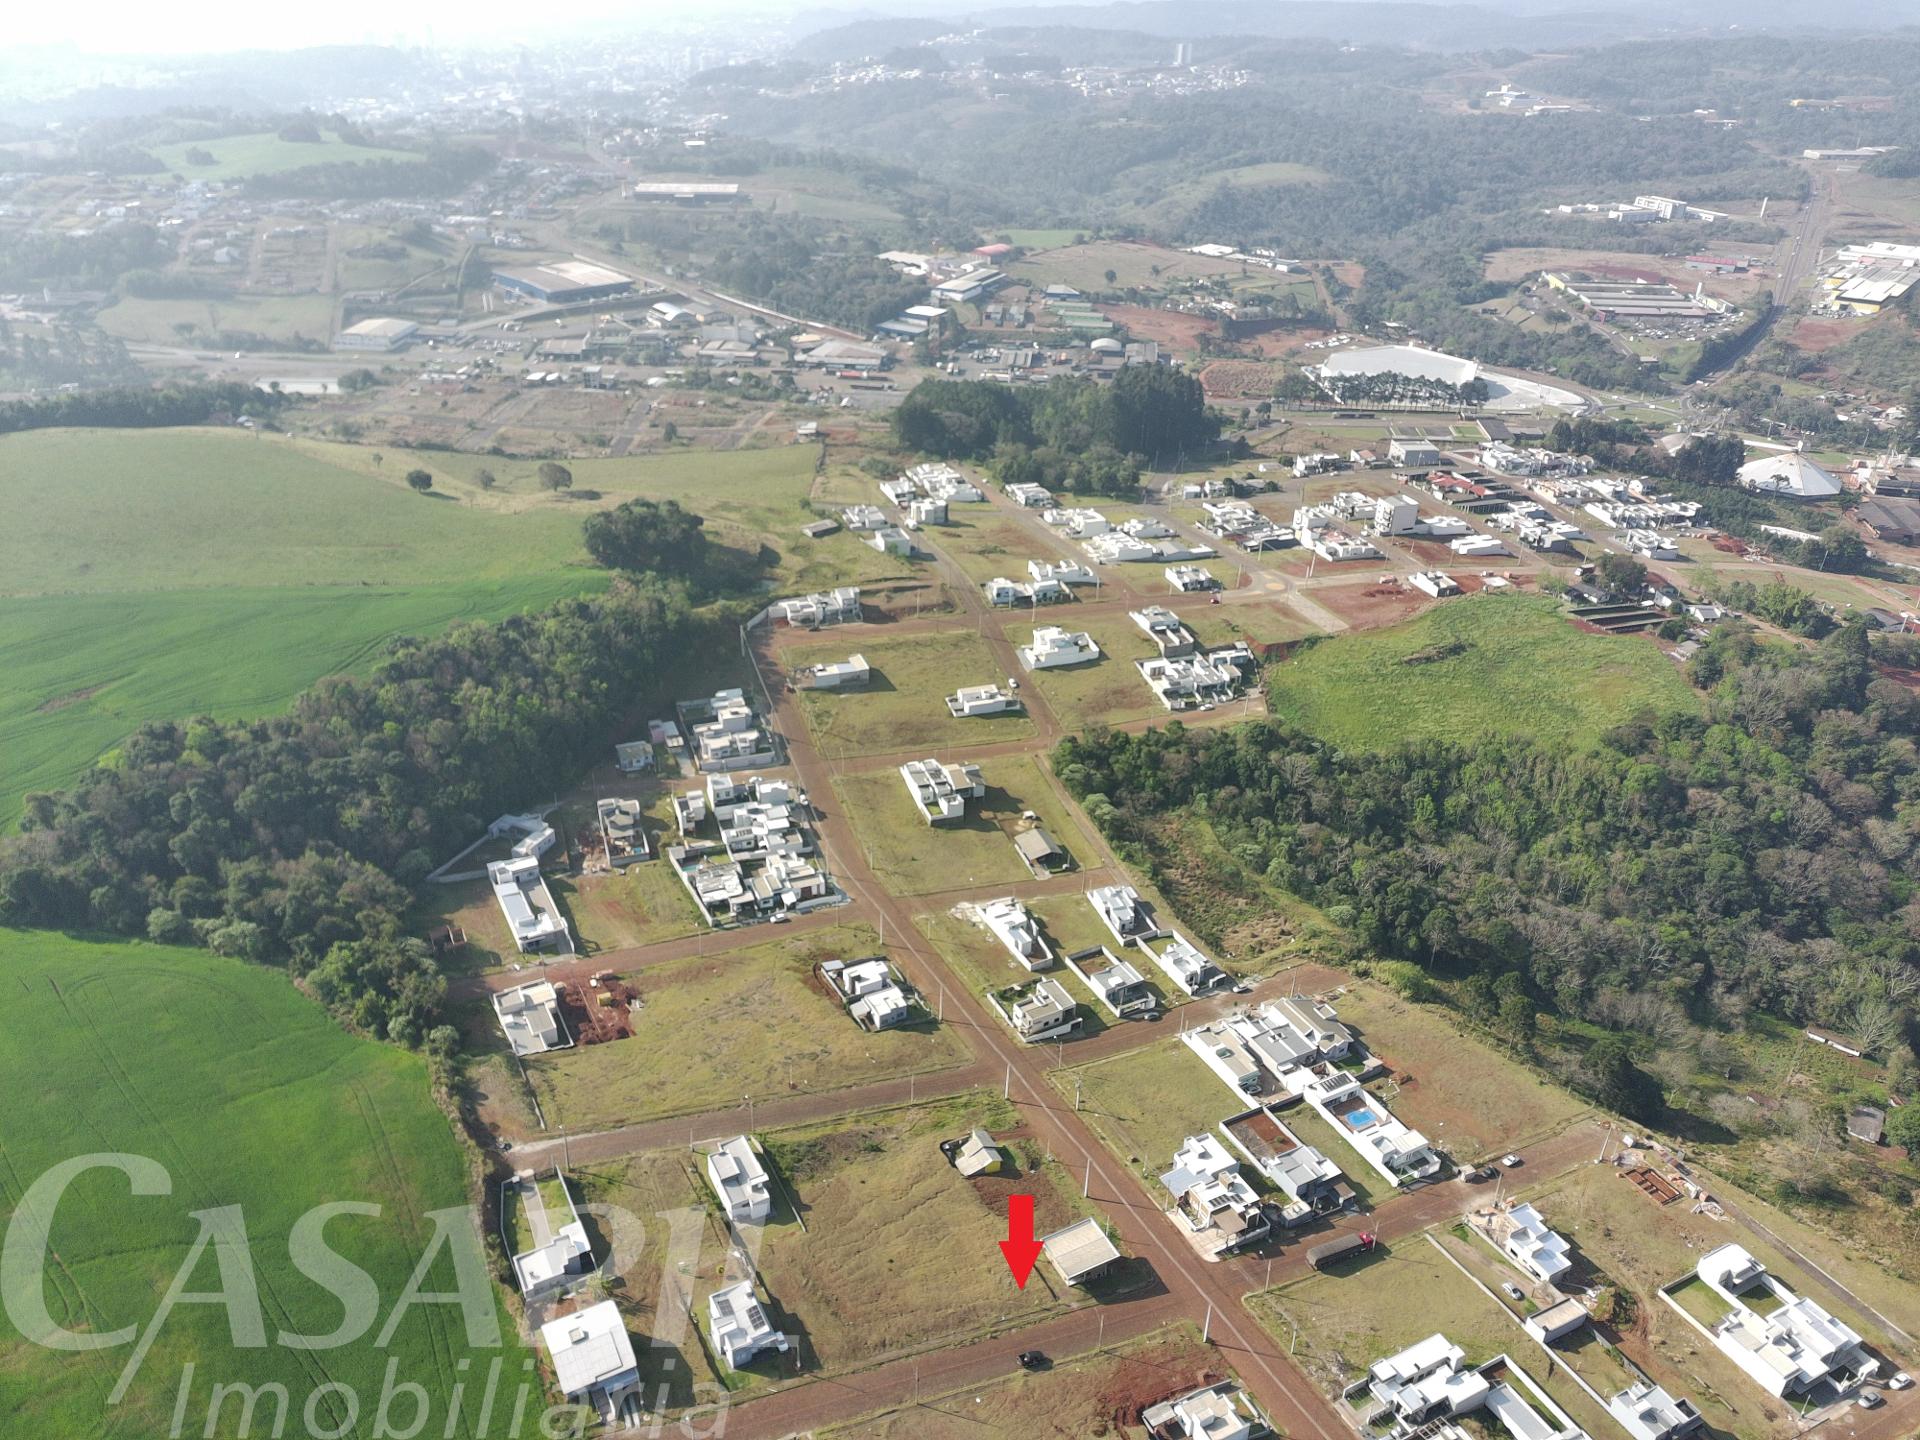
[1013,615,1164,732]
[788,630,1035,759]
[0,428,610,825]
[0,930,522,1437]
[95,294,339,347]
[1266,594,1699,750]
[149,129,420,181]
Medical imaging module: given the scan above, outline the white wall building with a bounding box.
[706,1136,772,1225]
[708,1280,790,1369]
[1018,626,1101,670]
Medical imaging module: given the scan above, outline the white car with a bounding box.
[1501,1282,1524,1301]
[1889,1373,1912,1391]
[1501,1153,1523,1168]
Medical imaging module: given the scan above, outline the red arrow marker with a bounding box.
[999,1193,1044,1289]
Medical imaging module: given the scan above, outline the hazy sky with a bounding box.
[12,0,801,55]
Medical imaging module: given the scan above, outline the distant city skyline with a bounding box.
[9,0,830,55]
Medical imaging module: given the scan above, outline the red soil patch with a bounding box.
[1785,317,1858,354]
[1709,534,1749,555]
[1098,303,1216,350]
[1313,580,1435,628]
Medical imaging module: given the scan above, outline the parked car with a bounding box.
[1017,1350,1049,1371]
[1888,1372,1912,1391]
[1464,1166,1496,1183]
[1501,1282,1524,1301]
[1501,1153,1523,1168]
[1856,1390,1883,1410]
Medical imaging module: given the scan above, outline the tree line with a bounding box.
[0,381,288,435]
[0,579,706,1046]
[1053,620,1919,1127]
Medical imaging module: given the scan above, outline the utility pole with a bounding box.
[1203,1300,1213,1344]
[1083,1158,1092,1198]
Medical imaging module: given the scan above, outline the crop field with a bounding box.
[1010,615,1164,732]
[523,924,970,1131]
[787,629,1035,760]
[1332,985,1591,1160]
[820,1324,1223,1440]
[1266,594,1699,750]
[0,428,607,825]
[0,930,521,1438]
[831,754,1092,896]
[149,128,422,180]
[754,1096,1092,1371]
[94,293,339,346]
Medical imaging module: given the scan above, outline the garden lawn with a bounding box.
[788,630,1034,759]
[1266,593,1699,750]
[523,925,970,1131]
[0,930,524,1439]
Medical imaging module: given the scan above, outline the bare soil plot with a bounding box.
[933,510,1067,584]
[1309,580,1438,629]
[1102,303,1219,351]
[524,923,970,1130]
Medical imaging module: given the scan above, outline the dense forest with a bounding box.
[891,367,1218,471]
[1055,620,1920,1127]
[0,380,287,434]
[0,579,704,1044]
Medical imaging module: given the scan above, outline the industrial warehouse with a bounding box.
[493,258,638,304]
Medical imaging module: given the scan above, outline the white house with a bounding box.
[493,979,571,1056]
[1363,1334,1586,1440]
[774,587,862,628]
[1220,1105,1348,1212]
[1146,932,1226,994]
[1167,563,1221,592]
[1000,977,1080,1041]
[539,1302,639,1422]
[1159,1133,1270,1259]
[805,654,870,689]
[842,503,888,531]
[1065,947,1156,1017]
[1030,558,1098,586]
[1607,1382,1705,1440]
[708,1279,790,1369]
[947,683,1020,717]
[1303,1070,1441,1187]
[1493,1202,1572,1284]
[899,757,985,824]
[706,1136,772,1225]
[1006,482,1052,507]
[1689,1243,1877,1398]
[981,896,1055,969]
[488,856,570,954]
[1142,1383,1266,1440]
[1018,626,1101,670]
[820,957,913,1031]
[1088,883,1164,944]
[869,525,917,557]
[509,1171,593,1297]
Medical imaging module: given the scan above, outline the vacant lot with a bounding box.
[933,510,1066,583]
[0,930,522,1438]
[1333,985,1591,1160]
[0,427,608,825]
[833,754,1092,896]
[1267,594,1700,750]
[1256,1239,1613,1438]
[525,924,970,1130]
[95,293,339,346]
[1008,240,1247,294]
[822,1324,1227,1440]
[788,629,1034,759]
[150,127,420,179]
[1012,615,1164,732]
[756,1097,1096,1371]
[1186,598,1319,649]
[1059,1038,1239,1180]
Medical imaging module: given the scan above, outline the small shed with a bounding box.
[1041,1218,1120,1287]
[1013,827,1067,877]
[1847,1105,1886,1145]
[954,1129,1006,1178]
